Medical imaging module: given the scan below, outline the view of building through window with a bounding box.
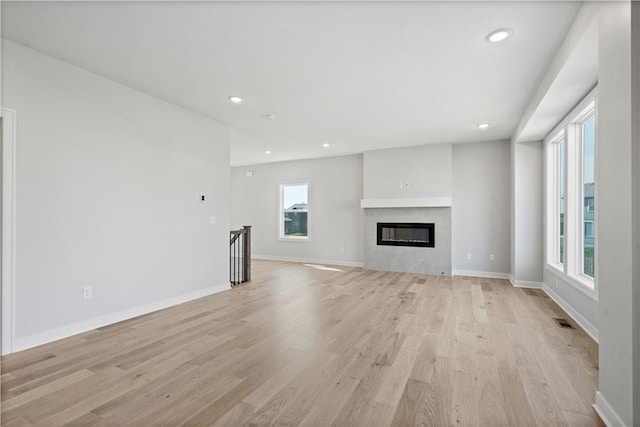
[559,139,565,264]
[282,184,308,238]
[546,93,596,291]
[582,116,595,277]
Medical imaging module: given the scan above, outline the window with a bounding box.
[279,182,309,241]
[559,137,566,264]
[580,114,596,278]
[545,88,597,294]
[548,132,565,266]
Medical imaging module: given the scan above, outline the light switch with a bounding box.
[209,216,216,224]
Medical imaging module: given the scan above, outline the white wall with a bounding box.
[2,40,231,351]
[363,144,452,199]
[0,116,4,356]
[232,141,512,275]
[511,141,544,284]
[231,155,363,266]
[596,3,635,426]
[632,0,640,418]
[542,268,598,339]
[452,140,510,275]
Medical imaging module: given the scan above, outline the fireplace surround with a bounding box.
[364,207,451,276]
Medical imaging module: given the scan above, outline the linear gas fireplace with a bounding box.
[377,222,435,248]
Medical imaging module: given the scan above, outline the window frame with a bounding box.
[544,87,598,300]
[546,131,565,271]
[573,107,596,281]
[278,181,310,242]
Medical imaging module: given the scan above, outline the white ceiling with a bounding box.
[2,1,582,166]
[514,7,598,143]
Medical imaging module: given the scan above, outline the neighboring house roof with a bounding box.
[285,203,308,211]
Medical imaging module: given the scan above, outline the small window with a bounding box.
[279,183,309,241]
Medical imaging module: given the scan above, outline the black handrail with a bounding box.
[230,225,251,286]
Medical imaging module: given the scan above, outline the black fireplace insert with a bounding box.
[377,222,435,248]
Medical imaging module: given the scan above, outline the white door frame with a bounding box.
[2,108,17,355]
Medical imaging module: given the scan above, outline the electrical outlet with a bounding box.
[490,254,495,261]
[467,253,472,260]
[83,286,92,299]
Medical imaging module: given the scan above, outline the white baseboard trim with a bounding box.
[542,283,599,343]
[508,275,544,289]
[593,391,627,427]
[10,283,230,355]
[452,269,511,280]
[253,254,364,268]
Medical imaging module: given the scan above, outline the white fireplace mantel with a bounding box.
[360,197,452,209]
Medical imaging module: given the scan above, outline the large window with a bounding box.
[548,132,565,266]
[279,182,309,241]
[580,114,596,278]
[559,137,565,264]
[545,89,597,293]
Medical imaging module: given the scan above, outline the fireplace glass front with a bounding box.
[376,222,435,248]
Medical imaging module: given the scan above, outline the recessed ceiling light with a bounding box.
[477,123,490,129]
[228,96,243,103]
[322,143,330,148]
[486,29,512,43]
[264,150,272,155]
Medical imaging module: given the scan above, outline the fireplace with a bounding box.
[364,208,450,275]
[377,222,435,248]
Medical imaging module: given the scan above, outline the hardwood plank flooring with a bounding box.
[1,260,603,426]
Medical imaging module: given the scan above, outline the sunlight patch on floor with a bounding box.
[303,264,344,272]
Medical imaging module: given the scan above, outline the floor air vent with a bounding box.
[553,318,574,329]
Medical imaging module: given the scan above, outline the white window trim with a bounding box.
[278,180,310,242]
[546,131,565,270]
[544,266,598,302]
[571,106,596,283]
[544,86,598,300]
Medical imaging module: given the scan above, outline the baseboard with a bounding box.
[452,269,511,280]
[594,391,627,427]
[10,283,230,355]
[253,254,364,268]
[508,275,544,289]
[542,283,599,343]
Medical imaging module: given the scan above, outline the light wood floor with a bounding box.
[1,260,603,426]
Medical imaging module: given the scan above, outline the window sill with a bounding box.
[278,236,311,243]
[544,265,598,301]
[547,263,564,276]
[568,273,596,291]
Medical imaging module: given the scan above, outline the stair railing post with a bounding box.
[243,225,252,282]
